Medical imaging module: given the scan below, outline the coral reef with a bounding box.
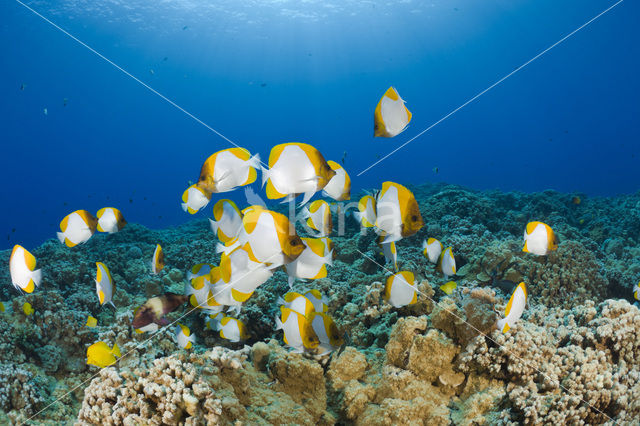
[1,182,640,423]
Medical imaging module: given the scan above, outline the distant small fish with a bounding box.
[374,87,411,138]
[437,247,456,278]
[20,83,26,90]
[341,150,347,165]
[149,69,155,75]
[150,244,164,275]
[422,238,443,264]
[86,315,98,327]
[634,281,639,301]
[163,57,168,61]
[440,281,457,295]
[43,108,48,116]
[131,293,187,329]
[95,262,116,307]
[86,341,120,368]
[0,301,4,312]
[96,207,127,233]
[23,302,34,315]
[63,98,68,107]
[218,316,249,342]
[174,323,195,349]
[384,271,417,308]
[260,83,267,87]
[571,196,581,205]
[523,221,557,256]
[433,166,439,174]
[10,245,42,293]
[497,282,527,333]
[182,25,188,30]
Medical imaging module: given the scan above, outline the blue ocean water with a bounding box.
[1,0,638,250]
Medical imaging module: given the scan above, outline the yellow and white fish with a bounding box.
[275,306,319,353]
[57,210,98,247]
[86,315,98,327]
[437,247,456,278]
[353,195,377,228]
[375,182,423,243]
[150,244,164,275]
[262,142,336,206]
[384,271,417,308]
[218,208,303,267]
[9,245,42,293]
[96,207,127,233]
[277,292,316,317]
[285,237,333,288]
[95,262,115,307]
[422,238,443,264]
[523,221,558,256]
[209,199,243,243]
[181,184,212,214]
[379,238,398,271]
[497,282,527,333]
[309,312,344,356]
[217,316,249,342]
[187,263,214,281]
[134,323,159,334]
[204,312,224,330]
[374,86,412,138]
[175,323,195,349]
[186,272,216,310]
[216,245,273,302]
[322,160,351,201]
[197,148,261,193]
[303,289,329,313]
[299,200,332,237]
[86,341,120,368]
[23,302,34,315]
[634,281,640,301]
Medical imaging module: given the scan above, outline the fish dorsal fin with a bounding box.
[526,221,539,235]
[385,86,400,101]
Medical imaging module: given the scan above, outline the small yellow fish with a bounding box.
[86,315,98,327]
[23,302,34,315]
[440,281,457,295]
[86,341,121,368]
[0,301,5,312]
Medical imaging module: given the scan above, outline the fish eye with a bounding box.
[411,215,418,221]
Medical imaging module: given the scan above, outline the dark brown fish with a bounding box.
[131,293,188,329]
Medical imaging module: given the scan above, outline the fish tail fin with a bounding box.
[248,153,261,169]
[31,269,42,287]
[112,343,121,358]
[261,166,270,187]
[209,218,219,234]
[181,203,188,212]
[108,301,116,309]
[323,250,334,267]
[298,191,315,207]
[275,315,283,330]
[56,232,65,244]
[287,276,295,289]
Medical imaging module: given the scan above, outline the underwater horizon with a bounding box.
[2,0,640,425]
